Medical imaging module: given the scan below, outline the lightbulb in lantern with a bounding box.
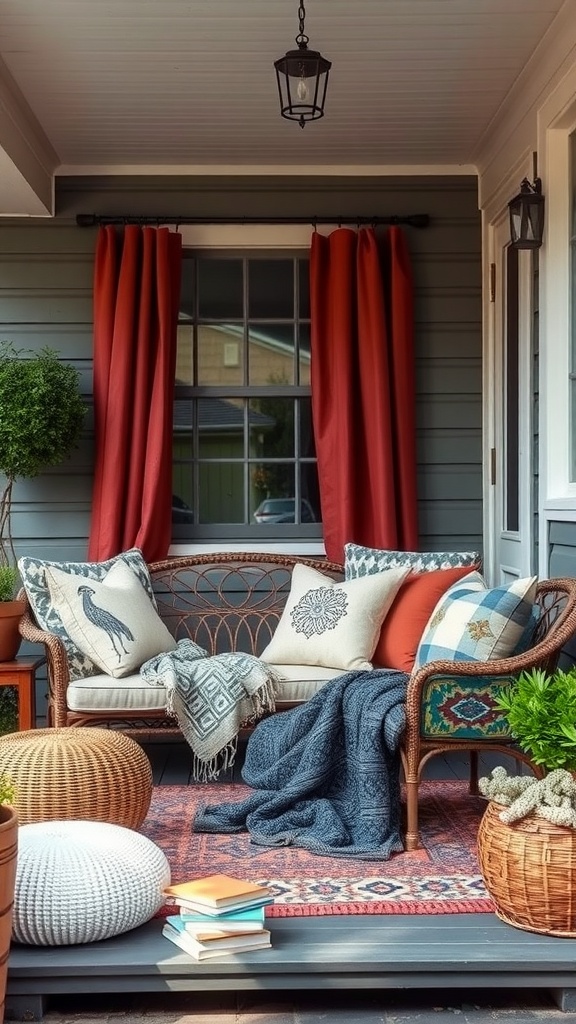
[297,76,309,101]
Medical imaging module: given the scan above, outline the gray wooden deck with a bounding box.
[7,743,576,1022]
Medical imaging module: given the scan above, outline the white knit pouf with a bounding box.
[13,819,171,945]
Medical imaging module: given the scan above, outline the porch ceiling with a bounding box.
[0,0,568,215]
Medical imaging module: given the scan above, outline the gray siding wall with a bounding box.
[0,174,482,719]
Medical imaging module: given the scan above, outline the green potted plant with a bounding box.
[0,343,86,660]
[493,665,576,772]
[476,666,576,936]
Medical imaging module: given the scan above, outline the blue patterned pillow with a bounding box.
[18,548,156,681]
[344,543,481,581]
[413,572,538,669]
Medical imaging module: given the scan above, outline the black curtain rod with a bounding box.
[76,213,430,229]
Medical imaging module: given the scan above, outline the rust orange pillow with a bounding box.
[373,565,479,672]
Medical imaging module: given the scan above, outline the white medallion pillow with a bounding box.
[413,571,538,669]
[260,562,410,672]
[44,560,177,678]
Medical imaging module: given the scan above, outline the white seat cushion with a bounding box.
[67,673,168,712]
[271,663,343,702]
[66,663,343,712]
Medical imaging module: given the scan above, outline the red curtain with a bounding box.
[88,225,183,563]
[310,226,418,564]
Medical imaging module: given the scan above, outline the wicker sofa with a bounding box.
[18,551,576,850]
[19,552,346,733]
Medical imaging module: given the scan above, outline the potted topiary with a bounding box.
[0,343,86,660]
[476,666,576,936]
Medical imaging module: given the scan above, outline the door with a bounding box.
[489,218,535,584]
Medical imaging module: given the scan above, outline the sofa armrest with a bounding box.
[18,590,71,728]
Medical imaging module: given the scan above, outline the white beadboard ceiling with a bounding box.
[0,0,569,214]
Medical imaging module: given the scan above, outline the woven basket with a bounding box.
[477,800,576,937]
[0,727,153,829]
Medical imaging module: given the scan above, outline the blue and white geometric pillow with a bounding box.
[413,572,538,670]
[18,548,156,681]
[344,542,481,581]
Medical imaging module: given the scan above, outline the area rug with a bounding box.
[139,779,496,918]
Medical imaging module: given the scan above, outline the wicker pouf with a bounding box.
[0,727,153,828]
[13,819,170,945]
[477,800,576,937]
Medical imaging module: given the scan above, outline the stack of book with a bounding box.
[161,873,274,960]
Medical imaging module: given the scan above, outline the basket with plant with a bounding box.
[476,665,576,936]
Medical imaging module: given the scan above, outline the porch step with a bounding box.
[7,914,576,1019]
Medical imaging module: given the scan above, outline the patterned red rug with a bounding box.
[139,780,495,918]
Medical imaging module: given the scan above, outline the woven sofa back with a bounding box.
[148,553,344,658]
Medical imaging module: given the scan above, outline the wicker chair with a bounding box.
[400,577,576,851]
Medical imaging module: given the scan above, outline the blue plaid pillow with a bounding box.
[414,572,538,669]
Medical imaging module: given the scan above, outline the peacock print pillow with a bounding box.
[18,547,158,680]
[43,560,177,678]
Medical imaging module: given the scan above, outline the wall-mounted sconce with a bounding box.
[508,156,545,249]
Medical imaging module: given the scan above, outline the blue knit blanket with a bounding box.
[194,669,409,860]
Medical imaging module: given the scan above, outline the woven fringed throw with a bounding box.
[140,639,279,781]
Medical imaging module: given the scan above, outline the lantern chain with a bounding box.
[296,2,309,47]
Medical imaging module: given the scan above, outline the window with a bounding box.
[172,252,321,541]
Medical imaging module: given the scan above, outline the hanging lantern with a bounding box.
[508,177,545,250]
[274,1,331,128]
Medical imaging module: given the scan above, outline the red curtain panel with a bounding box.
[310,226,418,564]
[88,225,182,562]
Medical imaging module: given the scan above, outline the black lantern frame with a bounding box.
[508,177,545,250]
[274,2,331,128]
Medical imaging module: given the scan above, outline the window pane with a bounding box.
[248,260,293,318]
[251,467,296,523]
[180,257,195,319]
[299,397,315,458]
[505,246,519,533]
[248,323,295,385]
[300,463,321,522]
[298,323,311,385]
[199,462,244,524]
[198,259,243,318]
[176,325,194,384]
[298,259,310,319]
[198,398,244,458]
[198,325,244,386]
[249,397,294,458]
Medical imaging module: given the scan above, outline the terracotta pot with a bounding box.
[0,804,17,1024]
[0,602,25,662]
